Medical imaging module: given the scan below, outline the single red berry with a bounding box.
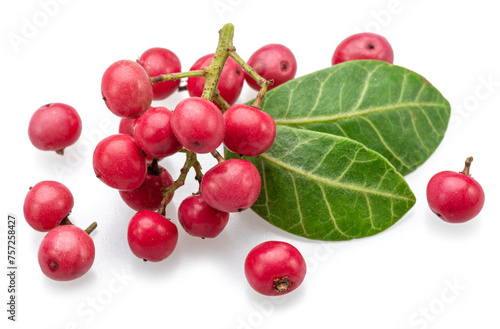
[134,106,182,158]
[23,181,74,232]
[426,157,485,223]
[171,97,225,153]
[138,47,182,100]
[187,54,244,105]
[201,159,261,213]
[244,241,306,296]
[244,44,297,91]
[178,194,230,238]
[119,164,174,211]
[28,103,82,154]
[118,117,139,136]
[93,134,147,190]
[223,104,276,156]
[332,32,394,65]
[38,225,95,281]
[101,59,153,118]
[127,210,178,262]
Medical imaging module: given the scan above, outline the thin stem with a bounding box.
[460,156,474,176]
[158,151,199,216]
[85,222,98,235]
[147,158,162,176]
[150,69,206,84]
[201,23,235,101]
[211,150,225,164]
[193,161,204,186]
[59,216,73,226]
[214,93,231,112]
[229,50,273,109]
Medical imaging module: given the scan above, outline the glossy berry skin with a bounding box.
[93,134,147,190]
[127,210,178,262]
[244,241,306,296]
[134,106,182,158]
[23,181,74,232]
[118,117,139,136]
[201,159,261,213]
[245,44,297,91]
[332,32,394,65]
[426,170,485,223]
[187,54,244,105]
[138,47,182,100]
[224,104,276,156]
[38,225,95,281]
[101,59,153,118]
[119,165,174,211]
[171,97,225,153]
[178,195,230,238]
[28,103,82,153]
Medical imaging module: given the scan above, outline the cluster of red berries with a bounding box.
[93,42,305,295]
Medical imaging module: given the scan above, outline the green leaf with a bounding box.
[256,60,451,175]
[225,126,416,241]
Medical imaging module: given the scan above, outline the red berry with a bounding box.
[223,104,276,156]
[201,159,261,213]
[101,59,153,118]
[28,103,82,154]
[23,181,74,232]
[178,195,230,238]
[332,32,394,65]
[244,241,306,296]
[38,225,95,281]
[119,165,174,211]
[187,54,244,105]
[134,106,182,158]
[118,117,139,136]
[93,134,147,190]
[245,44,297,91]
[127,210,178,262]
[171,97,225,153]
[426,157,485,223]
[138,47,181,100]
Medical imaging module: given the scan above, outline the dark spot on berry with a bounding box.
[45,103,51,107]
[102,97,107,102]
[29,186,33,190]
[280,60,288,71]
[143,259,148,262]
[194,142,199,147]
[238,208,243,212]
[436,213,442,218]
[236,68,241,75]
[368,43,375,49]
[50,261,57,271]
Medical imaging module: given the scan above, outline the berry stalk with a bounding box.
[158,150,199,216]
[154,23,273,214]
[460,156,474,176]
[150,70,206,84]
[228,50,272,109]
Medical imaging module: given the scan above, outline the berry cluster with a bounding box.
[93,41,282,262]
[23,181,96,281]
[89,25,306,294]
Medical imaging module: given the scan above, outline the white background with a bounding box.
[1,0,499,328]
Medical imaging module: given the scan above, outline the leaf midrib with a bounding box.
[274,101,448,125]
[259,152,415,202]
